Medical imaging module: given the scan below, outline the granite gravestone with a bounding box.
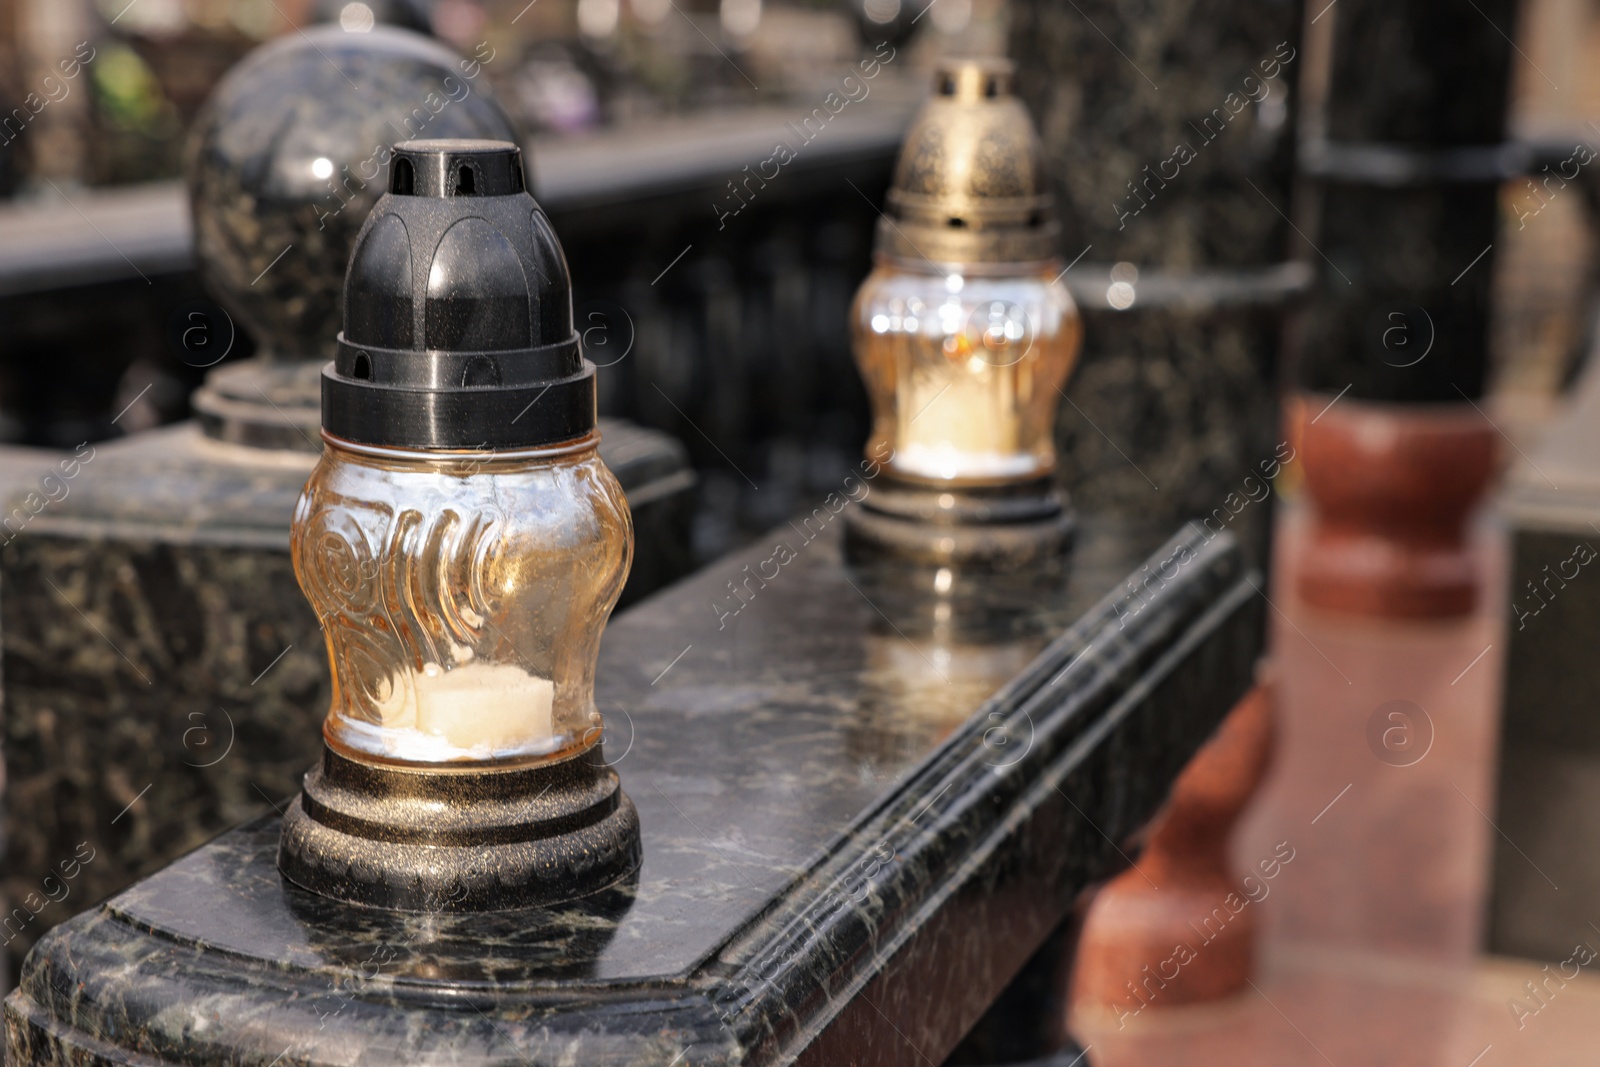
[6,515,1261,1065]
[0,24,693,976]
[1009,0,1307,566]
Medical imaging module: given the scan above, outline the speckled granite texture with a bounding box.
[1008,0,1302,560]
[6,517,1261,1065]
[186,25,521,363]
[1056,287,1297,567]
[0,419,692,978]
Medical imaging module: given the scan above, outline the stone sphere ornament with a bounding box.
[185,24,519,365]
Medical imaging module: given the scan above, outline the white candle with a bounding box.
[374,661,555,760]
[896,364,1034,481]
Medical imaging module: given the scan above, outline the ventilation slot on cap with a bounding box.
[391,158,414,195]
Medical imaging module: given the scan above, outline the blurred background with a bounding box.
[0,0,1591,557]
[0,0,983,560]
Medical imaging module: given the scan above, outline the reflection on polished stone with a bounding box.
[853,627,1045,772]
[8,517,1262,1065]
[848,568,1066,774]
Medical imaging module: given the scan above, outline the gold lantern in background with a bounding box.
[846,57,1081,579]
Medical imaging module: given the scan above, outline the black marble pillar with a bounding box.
[1009,0,1305,561]
[5,516,1262,1066]
[1294,0,1518,401]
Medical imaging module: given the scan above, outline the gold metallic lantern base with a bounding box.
[844,474,1075,576]
[278,744,641,912]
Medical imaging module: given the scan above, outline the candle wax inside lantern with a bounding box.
[896,368,1037,481]
[374,661,555,759]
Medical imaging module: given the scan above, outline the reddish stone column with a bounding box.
[1071,683,1275,1017]
[1295,397,1498,617]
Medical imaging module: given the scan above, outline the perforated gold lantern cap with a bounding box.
[875,56,1060,268]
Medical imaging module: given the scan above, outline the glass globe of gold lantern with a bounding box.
[845,58,1082,578]
[294,436,630,766]
[278,140,640,911]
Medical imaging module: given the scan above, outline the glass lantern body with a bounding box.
[852,256,1080,485]
[291,433,632,766]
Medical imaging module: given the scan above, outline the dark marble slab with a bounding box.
[1490,364,1600,961]
[0,418,693,977]
[5,515,1262,1065]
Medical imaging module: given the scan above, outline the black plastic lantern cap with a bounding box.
[323,139,593,450]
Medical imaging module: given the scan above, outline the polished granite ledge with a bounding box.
[6,515,1262,1066]
[0,418,694,976]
